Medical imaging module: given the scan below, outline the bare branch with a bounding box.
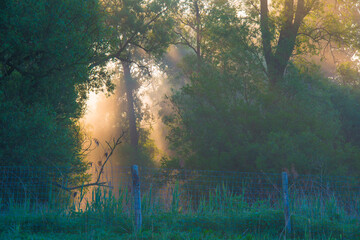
[52,181,110,191]
[95,130,125,184]
[52,131,125,192]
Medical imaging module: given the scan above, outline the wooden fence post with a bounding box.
[282,172,291,237]
[131,165,142,232]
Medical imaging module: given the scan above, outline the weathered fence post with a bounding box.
[131,165,142,232]
[282,172,291,237]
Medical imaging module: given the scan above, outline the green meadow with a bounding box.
[1,185,358,240]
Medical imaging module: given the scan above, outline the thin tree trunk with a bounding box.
[194,0,202,71]
[122,60,139,149]
[260,0,272,68]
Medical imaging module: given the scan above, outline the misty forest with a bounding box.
[2,0,360,176]
[1,0,360,239]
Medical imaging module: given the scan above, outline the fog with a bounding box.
[77,46,187,196]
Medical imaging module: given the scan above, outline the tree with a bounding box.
[98,0,175,156]
[256,0,359,87]
[163,0,265,170]
[335,62,360,88]
[162,0,360,175]
[173,0,206,68]
[0,0,108,173]
[164,56,360,174]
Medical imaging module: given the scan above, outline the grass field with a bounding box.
[0,185,359,240]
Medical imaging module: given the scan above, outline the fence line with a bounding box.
[1,165,359,211]
[0,165,359,238]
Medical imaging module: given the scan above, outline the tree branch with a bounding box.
[52,131,125,192]
[90,6,169,69]
[52,181,110,191]
[89,33,137,68]
[174,30,197,54]
[95,131,125,183]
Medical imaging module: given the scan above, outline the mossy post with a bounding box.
[282,172,291,237]
[131,165,142,232]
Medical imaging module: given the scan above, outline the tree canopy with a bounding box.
[1,0,360,178]
[0,0,107,173]
[161,0,360,175]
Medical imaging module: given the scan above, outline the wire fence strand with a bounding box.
[0,165,359,238]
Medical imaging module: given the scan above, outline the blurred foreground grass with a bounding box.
[0,186,359,240]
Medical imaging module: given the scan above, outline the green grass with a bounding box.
[0,186,359,240]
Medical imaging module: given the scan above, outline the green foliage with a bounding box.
[104,0,176,59]
[335,62,360,88]
[94,0,177,167]
[162,0,360,175]
[325,83,360,174]
[0,99,83,169]
[0,0,114,199]
[164,56,360,174]
[0,0,108,173]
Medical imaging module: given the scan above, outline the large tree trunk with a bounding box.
[260,0,309,87]
[122,60,139,149]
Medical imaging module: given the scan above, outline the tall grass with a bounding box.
[0,182,359,239]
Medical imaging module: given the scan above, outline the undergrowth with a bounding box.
[0,185,358,240]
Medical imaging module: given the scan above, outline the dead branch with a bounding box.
[52,131,125,192]
[52,181,109,191]
[95,131,125,184]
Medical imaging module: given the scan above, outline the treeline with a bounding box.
[162,0,360,175]
[1,0,359,178]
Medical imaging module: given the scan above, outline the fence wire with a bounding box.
[0,165,359,239]
[0,166,73,207]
